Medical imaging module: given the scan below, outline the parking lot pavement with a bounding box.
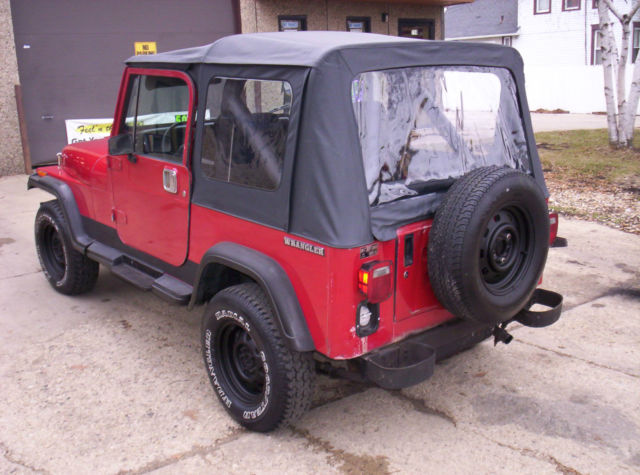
[530,113,607,132]
[1,173,639,475]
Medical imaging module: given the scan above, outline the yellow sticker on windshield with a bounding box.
[134,42,157,56]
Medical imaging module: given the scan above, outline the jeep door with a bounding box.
[108,68,193,266]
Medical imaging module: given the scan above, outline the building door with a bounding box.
[398,19,435,39]
[10,0,238,167]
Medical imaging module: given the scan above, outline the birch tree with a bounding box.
[598,0,640,147]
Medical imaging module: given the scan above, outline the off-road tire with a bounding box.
[34,200,99,295]
[428,166,549,324]
[202,283,315,432]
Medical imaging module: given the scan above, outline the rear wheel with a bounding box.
[428,166,549,324]
[202,283,314,432]
[34,200,99,295]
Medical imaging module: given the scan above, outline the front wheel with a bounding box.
[34,200,99,295]
[202,283,315,432]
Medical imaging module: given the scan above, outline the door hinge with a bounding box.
[108,156,122,171]
[111,208,127,224]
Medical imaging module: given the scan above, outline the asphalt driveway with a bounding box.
[0,174,639,474]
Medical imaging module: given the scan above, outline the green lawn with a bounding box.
[535,129,640,184]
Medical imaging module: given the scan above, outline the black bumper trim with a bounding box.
[360,319,494,390]
[514,288,563,328]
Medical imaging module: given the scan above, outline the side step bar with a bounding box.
[86,241,192,305]
[28,174,192,305]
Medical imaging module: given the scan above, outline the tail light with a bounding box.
[358,260,393,303]
[549,212,559,246]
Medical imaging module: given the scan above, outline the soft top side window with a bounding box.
[121,74,190,162]
[200,77,292,191]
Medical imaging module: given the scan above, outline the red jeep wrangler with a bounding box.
[29,32,562,432]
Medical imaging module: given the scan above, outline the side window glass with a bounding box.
[201,78,292,190]
[121,74,190,162]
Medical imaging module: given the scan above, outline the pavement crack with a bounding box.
[117,427,245,474]
[0,270,42,281]
[388,391,457,427]
[471,431,583,475]
[518,340,639,379]
[290,427,390,475]
[0,440,50,474]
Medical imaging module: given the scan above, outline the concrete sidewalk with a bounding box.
[1,174,639,474]
[531,112,607,132]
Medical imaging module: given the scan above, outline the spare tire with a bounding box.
[427,166,549,324]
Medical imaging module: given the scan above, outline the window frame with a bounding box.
[398,18,435,39]
[346,16,371,33]
[113,67,195,166]
[562,0,581,11]
[534,0,552,15]
[633,21,640,63]
[591,25,602,65]
[278,15,307,32]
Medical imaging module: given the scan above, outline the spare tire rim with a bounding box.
[480,206,532,295]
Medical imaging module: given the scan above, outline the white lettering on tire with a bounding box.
[204,328,233,408]
[243,351,270,420]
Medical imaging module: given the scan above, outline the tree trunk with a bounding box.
[617,19,630,146]
[600,0,640,147]
[599,2,620,145]
[623,58,640,145]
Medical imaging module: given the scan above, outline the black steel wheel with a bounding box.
[216,320,266,405]
[428,166,549,324]
[480,205,533,294]
[202,283,314,432]
[34,200,99,295]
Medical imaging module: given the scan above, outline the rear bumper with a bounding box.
[359,288,563,390]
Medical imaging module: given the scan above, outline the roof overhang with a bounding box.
[447,29,520,41]
[301,0,474,6]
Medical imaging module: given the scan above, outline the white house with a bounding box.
[445,0,640,113]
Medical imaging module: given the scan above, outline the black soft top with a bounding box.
[126,31,420,67]
[127,32,545,249]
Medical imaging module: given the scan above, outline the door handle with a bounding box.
[163,168,178,194]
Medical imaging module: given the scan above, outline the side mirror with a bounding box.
[108,133,134,156]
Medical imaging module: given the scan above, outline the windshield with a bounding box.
[351,66,531,206]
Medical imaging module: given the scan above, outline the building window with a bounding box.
[633,22,640,62]
[592,0,598,8]
[534,0,551,14]
[347,17,371,33]
[278,15,307,32]
[591,25,602,65]
[562,0,581,11]
[398,19,434,39]
[502,36,513,46]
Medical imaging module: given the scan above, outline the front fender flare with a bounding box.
[190,242,315,352]
[28,174,93,252]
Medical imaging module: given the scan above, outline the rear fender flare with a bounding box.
[190,242,315,352]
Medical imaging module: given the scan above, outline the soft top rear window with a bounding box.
[351,66,531,206]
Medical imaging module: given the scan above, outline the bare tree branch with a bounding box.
[603,0,625,22]
[629,0,640,21]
